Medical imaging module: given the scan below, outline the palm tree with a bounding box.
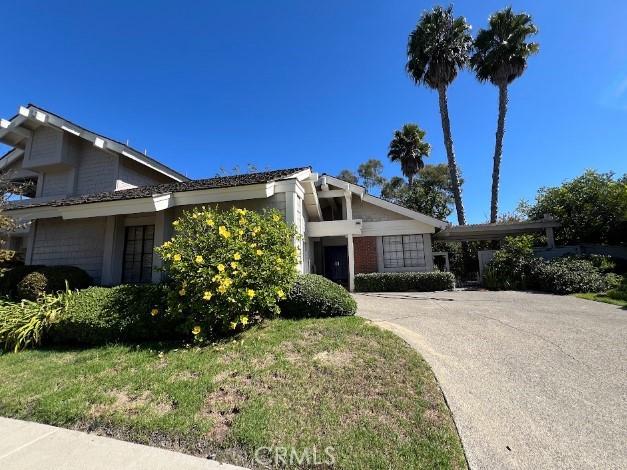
[407,5,472,225]
[471,7,539,223]
[387,124,431,188]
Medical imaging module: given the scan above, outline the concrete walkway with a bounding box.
[0,417,246,470]
[355,290,627,470]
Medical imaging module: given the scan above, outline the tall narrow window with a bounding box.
[122,225,155,283]
[382,235,425,268]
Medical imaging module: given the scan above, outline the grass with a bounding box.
[0,317,466,469]
[572,292,627,308]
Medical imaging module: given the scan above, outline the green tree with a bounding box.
[336,169,359,185]
[382,163,456,221]
[520,170,627,246]
[407,5,472,225]
[357,158,386,192]
[387,123,431,188]
[471,7,539,223]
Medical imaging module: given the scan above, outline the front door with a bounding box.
[324,246,348,284]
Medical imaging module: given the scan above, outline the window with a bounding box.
[382,235,425,269]
[122,225,155,283]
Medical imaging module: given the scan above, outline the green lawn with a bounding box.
[572,293,627,308]
[0,317,466,469]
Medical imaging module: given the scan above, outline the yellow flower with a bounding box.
[222,278,233,286]
[203,291,212,300]
[179,288,186,296]
[206,219,214,227]
[276,257,283,263]
[182,280,188,287]
[236,208,247,215]
[241,316,249,325]
[238,229,244,235]
[254,226,261,233]
[217,264,225,272]
[172,220,179,226]
[173,254,182,262]
[239,219,246,226]
[234,253,241,260]
[150,308,159,316]
[276,289,285,299]
[219,226,231,238]
[218,285,228,294]
[195,255,204,263]
[273,215,280,222]
[230,321,238,330]
[162,241,171,248]
[250,243,257,248]
[192,213,198,219]
[256,249,263,256]
[247,289,255,298]
[192,326,201,335]
[231,262,238,269]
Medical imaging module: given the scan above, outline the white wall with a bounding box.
[352,198,411,222]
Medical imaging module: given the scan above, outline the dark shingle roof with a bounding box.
[6,167,310,210]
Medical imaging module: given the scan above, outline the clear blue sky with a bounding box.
[2,1,626,223]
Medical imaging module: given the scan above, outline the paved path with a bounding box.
[0,417,246,470]
[355,290,627,470]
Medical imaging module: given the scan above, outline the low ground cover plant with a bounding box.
[280,274,357,318]
[483,236,617,294]
[354,271,455,292]
[156,206,299,339]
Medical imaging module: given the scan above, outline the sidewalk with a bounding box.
[0,417,246,470]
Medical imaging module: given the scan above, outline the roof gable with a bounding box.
[0,105,188,182]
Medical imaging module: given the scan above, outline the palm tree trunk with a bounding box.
[490,84,509,223]
[408,175,414,188]
[437,85,466,225]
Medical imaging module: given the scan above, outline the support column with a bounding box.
[345,193,354,291]
[152,208,174,283]
[546,227,555,249]
[101,215,117,286]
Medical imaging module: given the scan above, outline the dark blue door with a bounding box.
[324,246,348,283]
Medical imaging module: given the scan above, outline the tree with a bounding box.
[336,169,359,185]
[387,123,431,188]
[381,163,457,220]
[520,170,627,246]
[407,5,472,225]
[357,158,386,192]
[0,170,33,245]
[471,7,539,223]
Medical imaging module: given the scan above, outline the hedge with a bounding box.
[48,284,182,345]
[0,265,92,300]
[280,274,357,318]
[354,272,455,292]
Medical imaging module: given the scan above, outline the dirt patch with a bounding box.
[313,349,354,367]
[152,359,169,370]
[201,387,247,442]
[90,389,172,417]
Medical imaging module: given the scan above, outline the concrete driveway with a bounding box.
[355,290,627,470]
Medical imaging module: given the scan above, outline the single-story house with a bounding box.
[0,104,449,291]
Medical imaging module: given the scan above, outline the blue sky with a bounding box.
[1,1,626,224]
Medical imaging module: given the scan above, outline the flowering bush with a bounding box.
[156,206,299,339]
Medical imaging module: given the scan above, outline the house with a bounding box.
[0,105,448,291]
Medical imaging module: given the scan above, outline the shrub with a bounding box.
[156,206,299,339]
[354,272,456,292]
[280,274,357,318]
[483,238,615,294]
[1,265,92,300]
[48,284,181,345]
[607,275,627,301]
[0,249,23,268]
[0,294,64,352]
